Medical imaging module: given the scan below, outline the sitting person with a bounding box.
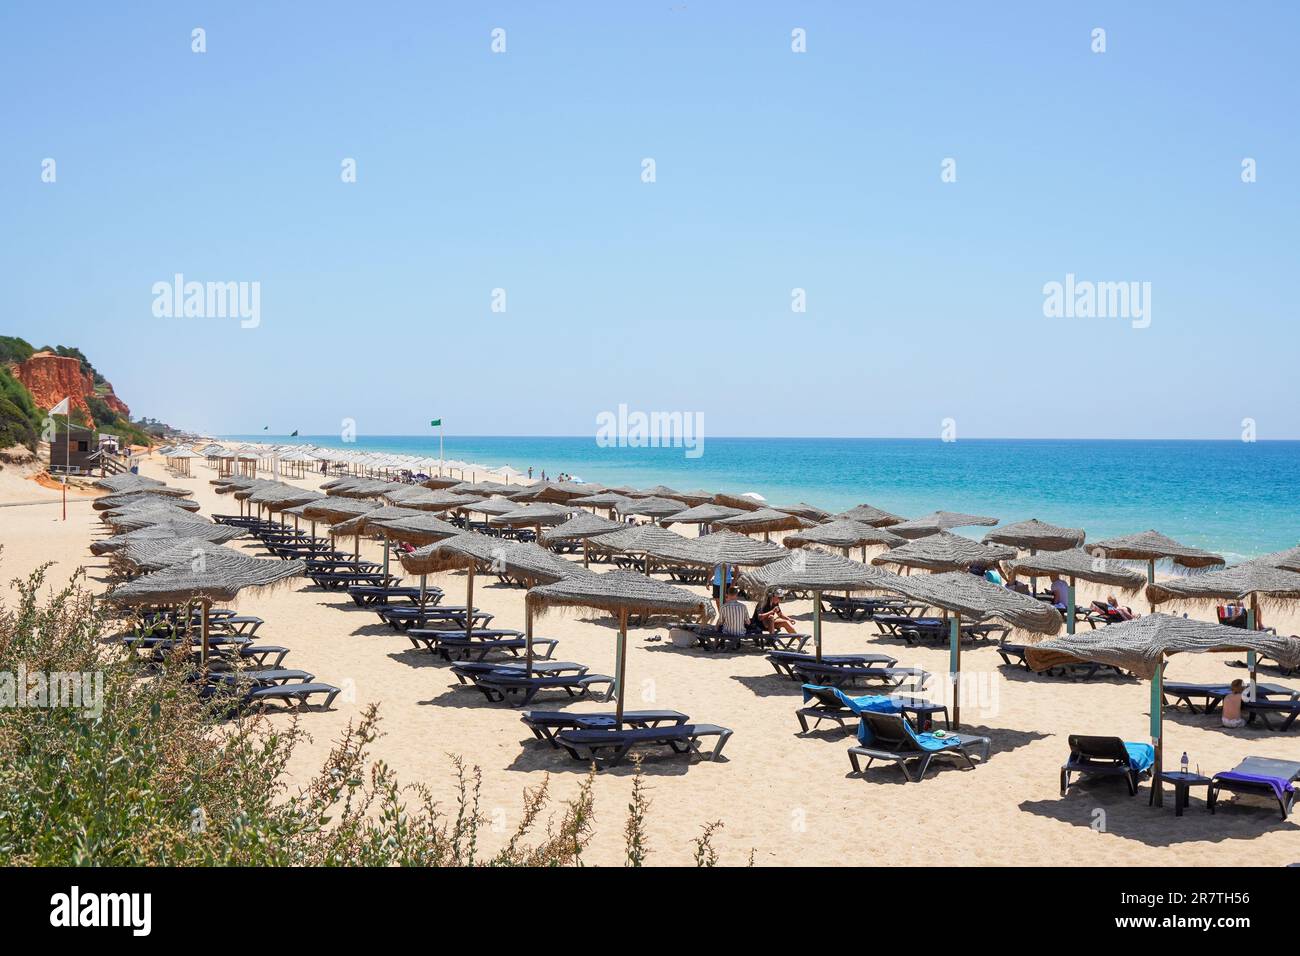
[719,586,750,638]
[1221,679,1248,728]
[1004,572,1031,595]
[1048,574,1070,612]
[752,589,796,634]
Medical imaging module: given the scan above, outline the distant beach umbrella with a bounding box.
[587,524,692,575]
[375,512,463,545]
[619,496,691,520]
[94,473,165,493]
[540,512,625,567]
[527,571,711,724]
[1087,530,1226,590]
[711,507,814,539]
[420,475,464,490]
[832,503,904,527]
[507,481,588,504]
[645,529,788,610]
[394,489,484,512]
[660,503,744,528]
[983,518,1085,553]
[712,492,766,512]
[771,502,832,522]
[1253,546,1300,572]
[888,510,1000,540]
[783,519,905,559]
[872,532,1016,574]
[742,551,904,661]
[1026,614,1300,806]
[93,489,194,511]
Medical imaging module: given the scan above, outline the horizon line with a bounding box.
[214,433,1300,444]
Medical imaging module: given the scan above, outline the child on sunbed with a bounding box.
[1222,679,1247,728]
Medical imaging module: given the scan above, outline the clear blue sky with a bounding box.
[3,1,1296,439]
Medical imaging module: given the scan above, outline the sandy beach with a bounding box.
[3,453,1300,867]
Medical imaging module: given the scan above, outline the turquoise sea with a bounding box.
[222,436,1300,563]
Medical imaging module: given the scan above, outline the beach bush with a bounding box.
[0,368,42,450]
[0,562,730,866]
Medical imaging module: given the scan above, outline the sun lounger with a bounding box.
[767,650,897,679]
[379,605,490,632]
[1059,735,1154,796]
[1163,681,1298,715]
[202,668,316,687]
[347,585,437,607]
[688,627,812,653]
[1243,699,1300,731]
[1207,757,1300,819]
[471,671,615,706]
[408,629,559,662]
[873,614,1008,647]
[821,596,922,622]
[796,684,903,734]
[450,659,589,685]
[232,644,291,669]
[555,723,732,765]
[521,709,689,745]
[202,681,341,715]
[847,712,989,782]
[790,661,929,691]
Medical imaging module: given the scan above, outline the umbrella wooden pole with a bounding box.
[615,608,628,727]
[1151,657,1164,807]
[950,613,962,729]
[200,598,211,669]
[525,601,534,680]
[1029,547,1038,595]
[583,539,589,568]
[354,534,360,560]
[382,538,390,580]
[465,564,475,639]
[1248,595,1259,698]
[813,590,823,662]
[1066,576,1077,635]
[1147,559,1156,613]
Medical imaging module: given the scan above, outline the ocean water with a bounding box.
[222,435,1300,562]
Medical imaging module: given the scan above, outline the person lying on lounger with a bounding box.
[753,590,796,635]
[1105,594,1136,620]
[1222,679,1247,728]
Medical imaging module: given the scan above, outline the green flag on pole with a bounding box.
[430,419,441,427]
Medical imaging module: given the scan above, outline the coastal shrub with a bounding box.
[0,561,733,866]
[0,335,35,366]
[0,368,41,450]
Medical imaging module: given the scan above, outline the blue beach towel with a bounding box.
[801,684,900,715]
[855,711,955,749]
[1123,742,1155,773]
[1214,771,1295,803]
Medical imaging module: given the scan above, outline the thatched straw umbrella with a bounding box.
[569,491,635,519]
[1027,615,1300,805]
[1147,563,1300,695]
[116,538,243,574]
[711,508,815,540]
[490,503,582,545]
[771,502,832,522]
[94,473,165,492]
[586,525,693,575]
[888,510,1000,540]
[782,519,905,560]
[984,518,1085,553]
[741,551,904,661]
[660,503,743,530]
[90,520,244,556]
[1088,530,1226,584]
[420,475,464,490]
[832,503,903,527]
[93,489,195,511]
[1007,547,1146,634]
[300,497,380,556]
[540,512,625,567]
[619,496,691,521]
[375,512,463,546]
[101,500,203,529]
[644,530,788,611]
[331,478,399,500]
[527,571,711,725]
[712,491,766,512]
[507,481,597,504]
[984,518,1087,598]
[877,572,1063,727]
[109,550,305,664]
[398,532,587,648]
[1254,547,1300,572]
[872,532,1016,574]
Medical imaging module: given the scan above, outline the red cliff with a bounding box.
[12,351,131,425]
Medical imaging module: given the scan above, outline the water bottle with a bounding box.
[1181,752,1189,775]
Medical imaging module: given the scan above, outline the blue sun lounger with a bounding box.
[1059,735,1154,796]
[767,651,897,679]
[847,711,989,782]
[1208,757,1300,819]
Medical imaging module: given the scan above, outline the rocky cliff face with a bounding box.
[12,351,131,424]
